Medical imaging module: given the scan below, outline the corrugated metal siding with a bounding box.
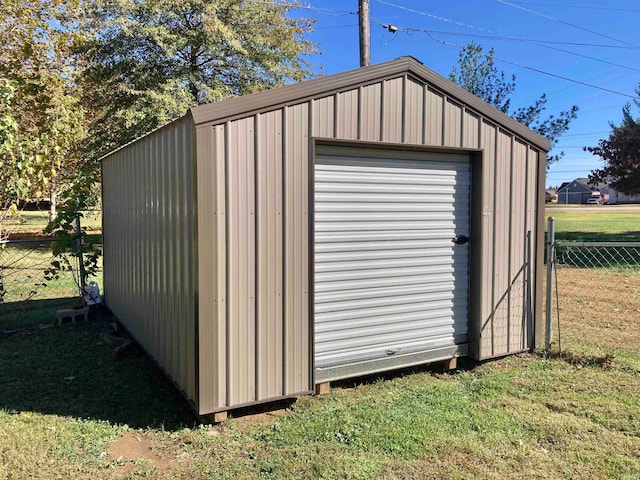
[479,121,497,358]
[425,88,444,145]
[360,83,381,142]
[405,78,424,144]
[102,116,197,404]
[284,103,310,395]
[102,60,547,416]
[193,70,544,412]
[314,147,470,370]
[256,110,284,401]
[382,78,403,143]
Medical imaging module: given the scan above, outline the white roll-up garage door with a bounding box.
[314,146,471,379]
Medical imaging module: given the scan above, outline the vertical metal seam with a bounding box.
[281,106,288,395]
[379,79,385,141]
[477,114,482,149]
[224,120,231,407]
[357,86,362,140]
[460,106,465,148]
[441,95,446,146]
[333,93,338,139]
[421,84,427,145]
[490,125,498,357]
[307,106,315,391]
[506,135,514,353]
[522,144,530,350]
[401,74,407,144]
[254,113,261,401]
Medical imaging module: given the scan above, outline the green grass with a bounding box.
[1,290,639,478]
[0,208,638,478]
[546,207,640,242]
[3,210,102,236]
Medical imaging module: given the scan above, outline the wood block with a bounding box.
[204,411,228,424]
[315,382,331,395]
[442,357,457,371]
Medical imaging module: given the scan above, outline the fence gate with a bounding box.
[544,216,640,348]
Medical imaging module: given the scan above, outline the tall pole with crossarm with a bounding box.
[359,0,370,66]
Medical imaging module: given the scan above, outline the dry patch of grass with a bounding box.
[551,267,640,355]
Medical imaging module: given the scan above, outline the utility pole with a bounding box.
[358,0,370,67]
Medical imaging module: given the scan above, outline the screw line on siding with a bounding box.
[379,80,385,142]
[490,124,498,357]
[224,120,231,408]
[254,113,261,401]
[401,75,407,144]
[421,85,428,145]
[281,106,288,396]
[507,135,514,353]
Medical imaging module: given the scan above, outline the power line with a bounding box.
[373,22,638,99]
[407,29,640,50]
[507,2,640,13]
[492,0,640,49]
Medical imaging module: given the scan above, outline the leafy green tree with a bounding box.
[77,0,316,156]
[450,42,578,167]
[0,0,87,223]
[586,97,640,196]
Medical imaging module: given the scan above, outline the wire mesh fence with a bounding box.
[554,241,640,270]
[0,238,80,303]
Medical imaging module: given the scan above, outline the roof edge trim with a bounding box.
[190,56,550,151]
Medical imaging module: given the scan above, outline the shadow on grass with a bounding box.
[0,317,198,430]
[538,348,615,369]
[0,298,76,331]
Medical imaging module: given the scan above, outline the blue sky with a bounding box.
[291,0,640,188]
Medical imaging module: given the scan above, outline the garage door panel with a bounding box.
[315,270,467,294]
[315,280,469,305]
[314,151,470,370]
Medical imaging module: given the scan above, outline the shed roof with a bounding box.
[191,56,550,151]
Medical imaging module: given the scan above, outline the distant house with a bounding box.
[556,178,600,204]
[598,185,640,205]
[545,189,557,203]
[556,177,640,204]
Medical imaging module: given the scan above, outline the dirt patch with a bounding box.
[108,431,173,473]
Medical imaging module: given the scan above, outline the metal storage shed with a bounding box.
[101,56,550,418]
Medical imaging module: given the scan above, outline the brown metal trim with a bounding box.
[308,138,317,391]
[313,137,482,155]
[468,150,484,360]
[533,151,546,349]
[189,57,550,151]
[199,390,314,416]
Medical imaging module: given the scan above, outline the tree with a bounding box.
[76,0,316,157]
[450,42,578,168]
[0,0,87,223]
[586,98,640,196]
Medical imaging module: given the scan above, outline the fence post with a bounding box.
[75,213,87,288]
[545,216,555,349]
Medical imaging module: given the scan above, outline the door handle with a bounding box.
[452,234,469,245]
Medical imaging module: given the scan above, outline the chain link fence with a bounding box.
[0,238,81,303]
[555,241,640,270]
[545,215,640,349]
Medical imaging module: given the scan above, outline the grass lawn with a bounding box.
[546,206,640,242]
[0,208,637,478]
[3,210,102,237]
